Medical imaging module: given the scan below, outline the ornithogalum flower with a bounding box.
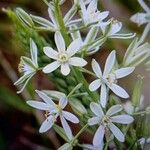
[88,103,134,146]
[14,39,39,93]
[130,0,150,26]
[43,32,87,76]
[27,90,79,140]
[89,50,135,107]
[79,0,109,26]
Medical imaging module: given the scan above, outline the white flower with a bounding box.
[14,39,38,94]
[43,32,87,76]
[130,0,150,26]
[79,0,109,26]
[27,90,79,140]
[138,137,150,149]
[88,103,134,146]
[99,19,136,39]
[31,4,81,31]
[89,50,135,107]
[82,143,103,150]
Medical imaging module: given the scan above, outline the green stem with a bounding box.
[71,124,88,145]
[54,0,71,46]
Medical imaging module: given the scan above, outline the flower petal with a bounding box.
[90,102,104,117]
[59,97,68,109]
[39,115,54,133]
[62,111,79,123]
[61,63,70,76]
[48,7,57,27]
[93,125,105,146]
[109,123,125,142]
[109,21,122,36]
[55,32,66,52]
[92,59,102,78]
[97,11,109,21]
[88,116,100,126]
[69,57,87,67]
[89,79,101,91]
[67,39,81,57]
[60,115,73,140]
[109,83,129,98]
[114,67,135,79]
[111,115,134,124]
[100,84,107,108]
[43,61,60,73]
[87,0,97,13]
[106,105,123,116]
[43,47,58,60]
[103,50,116,77]
[27,101,51,110]
[35,90,55,107]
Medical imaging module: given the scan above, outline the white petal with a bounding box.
[48,7,57,27]
[43,47,58,60]
[55,32,66,52]
[114,67,135,79]
[111,115,134,124]
[100,84,107,108]
[109,123,125,142]
[35,90,55,107]
[89,79,101,91]
[60,115,73,140]
[61,63,70,76]
[93,125,105,146]
[39,115,54,133]
[130,13,148,26]
[97,11,109,21]
[92,59,102,78]
[62,111,79,123]
[79,0,86,14]
[43,61,60,73]
[106,105,123,116]
[67,39,81,57]
[109,83,129,98]
[103,50,116,77]
[87,0,97,13]
[88,116,100,126]
[109,21,122,36]
[69,57,87,67]
[90,102,104,117]
[27,101,50,111]
[30,39,38,66]
[59,97,68,109]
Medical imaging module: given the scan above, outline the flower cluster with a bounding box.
[13,0,150,149]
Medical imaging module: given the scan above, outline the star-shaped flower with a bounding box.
[14,39,39,94]
[43,31,87,76]
[89,50,135,107]
[88,103,134,146]
[27,90,79,140]
[79,0,109,26]
[130,0,150,26]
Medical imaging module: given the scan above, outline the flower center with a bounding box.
[102,116,111,126]
[107,73,117,85]
[58,53,69,63]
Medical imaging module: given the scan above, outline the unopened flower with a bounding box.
[89,50,135,107]
[99,19,135,39]
[88,103,134,146]
[14,39,39,93]
[43,31,87,76]
[130,0,150,26]
[79,0,109,26]
[27,90,79,140]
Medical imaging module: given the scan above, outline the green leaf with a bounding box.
[132,76,144,107]
[58,143,73,150]
[53,124,69,142]
[16,8,34,27]
[69,99,87,115]
[0,86,32,112]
